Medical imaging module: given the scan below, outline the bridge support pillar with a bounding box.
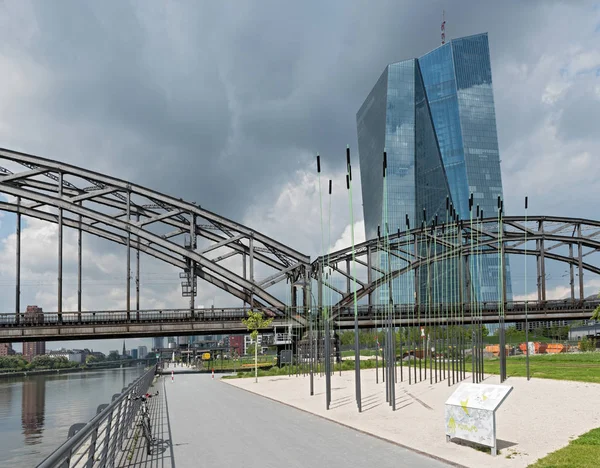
[15,197,21,324]
[538,220,546,302]
[126,191,131,320]
[58,172,63,324]
[77,208,82,321]
[569,244,575,301]
[578,224,584,300]
[189,214,197,316]
[136,213,140,316]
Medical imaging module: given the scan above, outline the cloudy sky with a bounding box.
[0,0,599,353]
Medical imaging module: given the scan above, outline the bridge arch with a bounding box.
[0,148,310,317]
[312,216,600,311]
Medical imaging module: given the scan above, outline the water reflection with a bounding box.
[0,367,145,467]
[22,376,46,445]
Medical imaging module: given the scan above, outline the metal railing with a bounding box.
[37,365,157,468]
[1,299,598,328]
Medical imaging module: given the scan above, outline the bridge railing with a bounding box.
[36,365,157,468]
[0,299,598,328]
[0,307,268,326]
[332,299,600,319]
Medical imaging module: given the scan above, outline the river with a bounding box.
[0,366,146,467]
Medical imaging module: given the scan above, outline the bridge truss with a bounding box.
[0,148,311,322]
[313,215,600,315]
[1,148,599,342]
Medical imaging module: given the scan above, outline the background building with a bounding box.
[23,306,46,361]
[152,337,164,350]
[137,346,148,358]
[0,343,15,356]
[229,335,244,355]
[357,32,512,306]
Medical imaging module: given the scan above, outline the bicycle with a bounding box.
[131,391,159,455]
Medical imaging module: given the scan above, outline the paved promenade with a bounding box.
[226,368,600,468]
[164,371,449,467]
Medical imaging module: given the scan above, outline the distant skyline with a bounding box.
[1,1,599,353]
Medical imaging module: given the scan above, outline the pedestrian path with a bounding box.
[116,376,175,468]
[165,373,448,468]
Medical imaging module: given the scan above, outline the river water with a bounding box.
[0,366,146,467]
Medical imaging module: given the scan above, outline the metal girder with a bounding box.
[0,148,312,311]
[0,183,286,309]
[0,201,282,312]
[2,171,296,275]
[0,149,309,265]
[0,167,47,182]
[0,148,309,263]
[315,217,600,311]
[257,263,301,288]
[71,186,117,203]
[197,233,245,255]
[135,209,185,227]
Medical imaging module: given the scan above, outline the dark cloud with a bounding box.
[2,0,575,221]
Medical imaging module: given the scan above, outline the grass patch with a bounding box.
[483,352,600,384]
[529,427,600,467]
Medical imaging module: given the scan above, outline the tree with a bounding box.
[242,310,273,383]
[592,291,600,321]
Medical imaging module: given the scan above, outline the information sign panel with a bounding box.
[445,383,512,456]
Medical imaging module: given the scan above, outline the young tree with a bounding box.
[242,310,273,383]
[592,291,600,321]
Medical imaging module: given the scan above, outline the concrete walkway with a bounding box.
[226,368,600,467]
[165,373,449,468]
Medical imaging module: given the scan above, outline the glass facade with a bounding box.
[357,32,511,306]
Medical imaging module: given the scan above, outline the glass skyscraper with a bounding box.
[357,32,512,306]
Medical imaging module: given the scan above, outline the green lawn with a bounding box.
[482,352,600,384]
[528,427,600,467]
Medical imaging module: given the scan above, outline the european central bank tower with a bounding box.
[357,32,512,306]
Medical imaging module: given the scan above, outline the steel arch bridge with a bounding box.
[0,148,311,318]
[312,215,600,311]
[0,148,599,342]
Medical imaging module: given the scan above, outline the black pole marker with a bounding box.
[525,196,528,209]
[377,225,381,239]
[329,179,332,195]
[346,146,350,168]
[317,154,321,173]
[346,174,350,190]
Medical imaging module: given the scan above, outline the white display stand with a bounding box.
[445,383,512,456]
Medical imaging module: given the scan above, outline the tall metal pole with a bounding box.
[525,197,530,380]
[347,146,361,412]
[58,172,63,324]
[136,212,140,314]
[15,197,21,324]
[306,270,314,396]
[126,191,131,320]
[77,209,82,321]
[249,233,254,309]
[577,224,584,300]
[190,213,196,316]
